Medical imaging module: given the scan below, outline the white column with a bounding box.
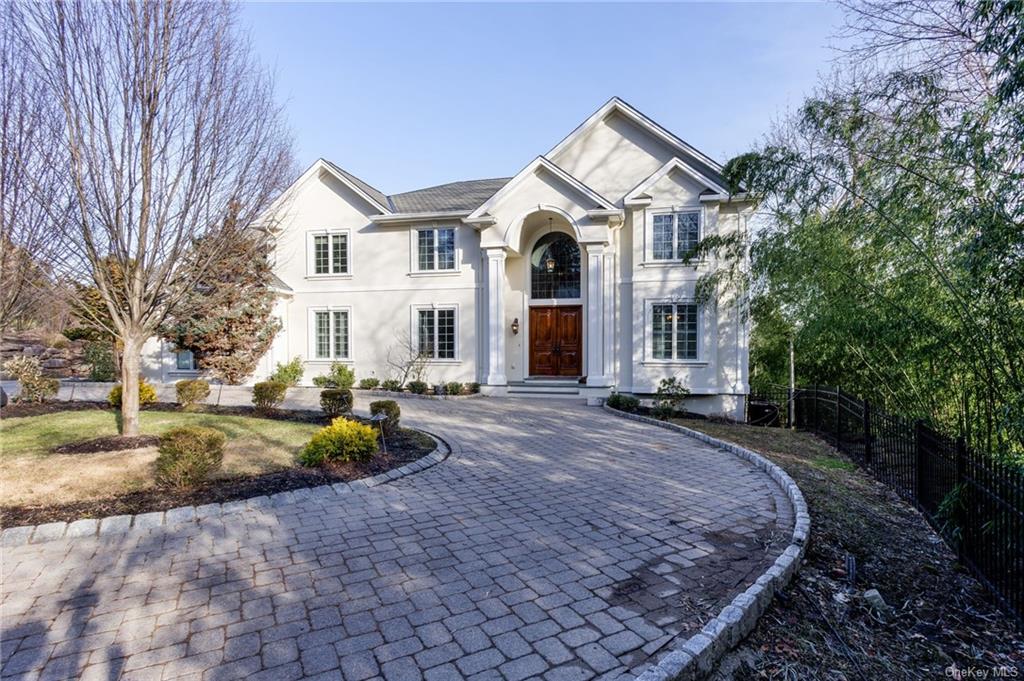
[585,243,609,386]
[603,250,615,383]
[485,247,507,386]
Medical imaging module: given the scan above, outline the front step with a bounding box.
[506,381,582,399]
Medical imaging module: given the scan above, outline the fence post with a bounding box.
[812,384,819,432]
[914,419,926,509]
[863,400,872,466]
[835,386,842,449]
[786,387,793,429]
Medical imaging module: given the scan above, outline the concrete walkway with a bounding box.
[1,397,792,681]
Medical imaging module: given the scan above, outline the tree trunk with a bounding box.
[119,333,144,436]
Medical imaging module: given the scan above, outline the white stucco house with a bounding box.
[143,97,753,417]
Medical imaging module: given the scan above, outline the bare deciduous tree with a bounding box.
[0,2,65,333]
[12,1,294,435]
[385,328,431,387]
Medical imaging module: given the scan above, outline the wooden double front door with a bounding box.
[529,306,582,377]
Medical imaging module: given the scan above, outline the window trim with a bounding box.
[306,229,352,279]
[411,303,460,363]
[643,206,704,265]
[643,298,706,365]
[307,306,353,362]
[410,226,459,275]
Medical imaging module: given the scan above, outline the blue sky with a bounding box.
[241,2,842,194]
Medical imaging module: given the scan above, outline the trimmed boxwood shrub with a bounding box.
[369,400,401,436]
[407,380,428,395]
[606,392,640,413]
[444,381,463,396]
[252,380,287,411]
[312,362,356,389]
[320,388,353,417]
[300,417,378,467]
[467,382,480,394]
[175,379,210,411]
[108,378,157,407]
[380,379,402,392]
[155,426,226,488]
[358,377,380,390]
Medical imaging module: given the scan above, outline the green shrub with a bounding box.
[300,417,378,467]
[312,362,355,389]
[606,392,640,413]
[155,426,226,488]
[176,379,210,410]
[2,356,60,403]
[444,381,463,396]
[358,377,380,390]
[369,400,401,436]
[467,382,481,394]
[320,388,353,417]
[108,378,157,407]
[62,326,102,342]
[252,380,287,411]
[83,341,117,381]
[381,379,402,392]
[270,356,304,387]
[653,377,690,420]
[407,380,428,394]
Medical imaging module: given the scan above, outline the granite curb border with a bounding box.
[1,434,450,548]
[601,405,811,681]
[356,389,485,401]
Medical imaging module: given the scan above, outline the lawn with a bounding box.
[1,410,319,507]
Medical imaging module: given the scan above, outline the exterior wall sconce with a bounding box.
[511,318,520,335]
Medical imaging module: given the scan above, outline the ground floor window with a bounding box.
[652,303,699,360]
[312,309,350,360]
[175,349,198,371]
[417,307,456,359]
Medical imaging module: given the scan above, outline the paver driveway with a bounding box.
[1,398,792,681]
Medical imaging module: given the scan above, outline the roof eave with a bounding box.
[371,210,470,225]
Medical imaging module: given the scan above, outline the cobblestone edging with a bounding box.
[0,436,450,548]
[602,405,811,681]
[357,389,485,401]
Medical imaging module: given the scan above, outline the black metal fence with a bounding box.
[747,385,1023,628]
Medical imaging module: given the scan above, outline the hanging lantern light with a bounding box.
[544,218,557,273]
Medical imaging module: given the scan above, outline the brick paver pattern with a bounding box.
[1,398,792,681]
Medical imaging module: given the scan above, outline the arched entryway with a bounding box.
[527,229,583,377]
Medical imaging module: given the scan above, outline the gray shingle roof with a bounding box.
[322,160,390,210]
[388,178,511,214]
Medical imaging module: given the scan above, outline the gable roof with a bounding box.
[466,156,616,221]
[623,157,729,204]
[547,96,733,192]
[389,178,510,214]
[321,159,391,213]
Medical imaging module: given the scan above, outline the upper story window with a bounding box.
[416,228,456,272]
[308,231,349,276]
[531,232,581,299]
[312,308,350,360]
[416,307,456,360]
[651,303,699,360]
[651,210,700,261]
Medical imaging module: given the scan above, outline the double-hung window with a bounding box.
[416,307,456,360]
[312,309,350,360]
[651,303,699,361]
[175,349,198,371]
[310,231,349,275]
[651,210,700,261]
[416,228,456,272]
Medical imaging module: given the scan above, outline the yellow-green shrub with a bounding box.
[155,426,226,488]
[300,417,378,466]
[176,379,210,410]
[108,378,157,407]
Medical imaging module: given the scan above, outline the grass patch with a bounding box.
[1,410,319,507]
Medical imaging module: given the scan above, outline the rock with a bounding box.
[41,358,67,368]
[863,588,891,613]
[23,345,44,356]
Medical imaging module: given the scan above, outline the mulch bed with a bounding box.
[1,399,329,423]
[1,403,438,528]
[671,420,1024,680]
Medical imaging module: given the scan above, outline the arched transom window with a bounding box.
[531,232,580,299]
